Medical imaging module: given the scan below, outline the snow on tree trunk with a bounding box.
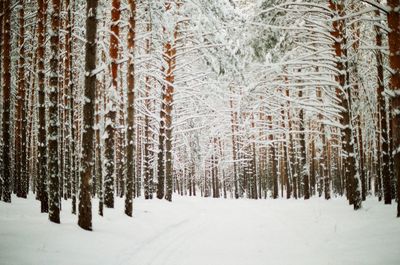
[36,0,49,213]
[163,2,178,202]
[125,0,136,217]
[1,0,12,203]
[15,0,28,199]
[104,0,121,209]
[48,0,61,224]
[78,0,99,231]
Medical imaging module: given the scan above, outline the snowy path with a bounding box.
[1,195,399,265]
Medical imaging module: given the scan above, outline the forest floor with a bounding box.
[0,194,399,265]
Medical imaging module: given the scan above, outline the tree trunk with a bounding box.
[125,0,136,217]
[386,0,400,217]
[298,89,309,199]
[48,0,61,224]
[63,0,73,200]
[329,0,360,209]
[104,0,121,208]
[15,0,28,198]
[229,90,239,199]
[78,0,99,231]
[164,3,177,202]
[1,0,12,203]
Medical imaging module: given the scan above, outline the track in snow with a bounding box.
[1,195,399,265]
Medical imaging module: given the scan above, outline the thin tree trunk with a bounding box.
[104,0,121,208]
[63,0,72,200]
[125,0,136,217]
[15,0,27,198]
[0,0,4,201]
[298,89,309,199]
[229,90,239,199]
[164,2,177,202]
[1,0,12,203]
[96,78,104,216]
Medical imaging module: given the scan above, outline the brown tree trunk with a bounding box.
[386,0,400,217]
[136,118,142,197]
[37,0,49,213]
[0,0,4,201]
[157,97,166,199]
[144,16,152,200]
[164,2,178,202]
[125,0,136,217]
[96,78,104,216]
[229,89,239,198]
[298,89,309,199]
[78,0,99,231]
[104,0,121,208]
[357,119,366,201]
[310,139,316,196]
[15,0,27,198]
[374,10,384,201]
[116,73,125,198]
[329,0,360,209]
[69,0,77,214]
[156,5,165,199]
[268,115,278,199]
[48,0,61,224]
[322,128,331,200]
[63,0,73,200]
[373,6,391,204]
[1,0,12,203]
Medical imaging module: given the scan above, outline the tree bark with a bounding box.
[386,0,400,217]
[229,89,239,199]
[329,0,360,209]
[104,0,121,208]
[15,0,28,198]
[164,2,177,202]
[125,0,136,217]
[48,0,61,224]
[298,89,309,199]
[1,0,12,203]
[78,0,99,231]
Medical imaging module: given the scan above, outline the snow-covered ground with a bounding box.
[0,195,399,265]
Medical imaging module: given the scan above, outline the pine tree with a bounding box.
[1,0,12,203]
[78,0,99,231]
[125,0,137,217]
[15,0,28,198]
[37,0,49,213]
[48,0,62,224]
[164,2,178,202]
[104,0,121,208]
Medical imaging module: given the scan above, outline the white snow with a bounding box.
[1,195,399,265]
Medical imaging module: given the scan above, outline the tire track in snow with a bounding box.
[119,211,207,265]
